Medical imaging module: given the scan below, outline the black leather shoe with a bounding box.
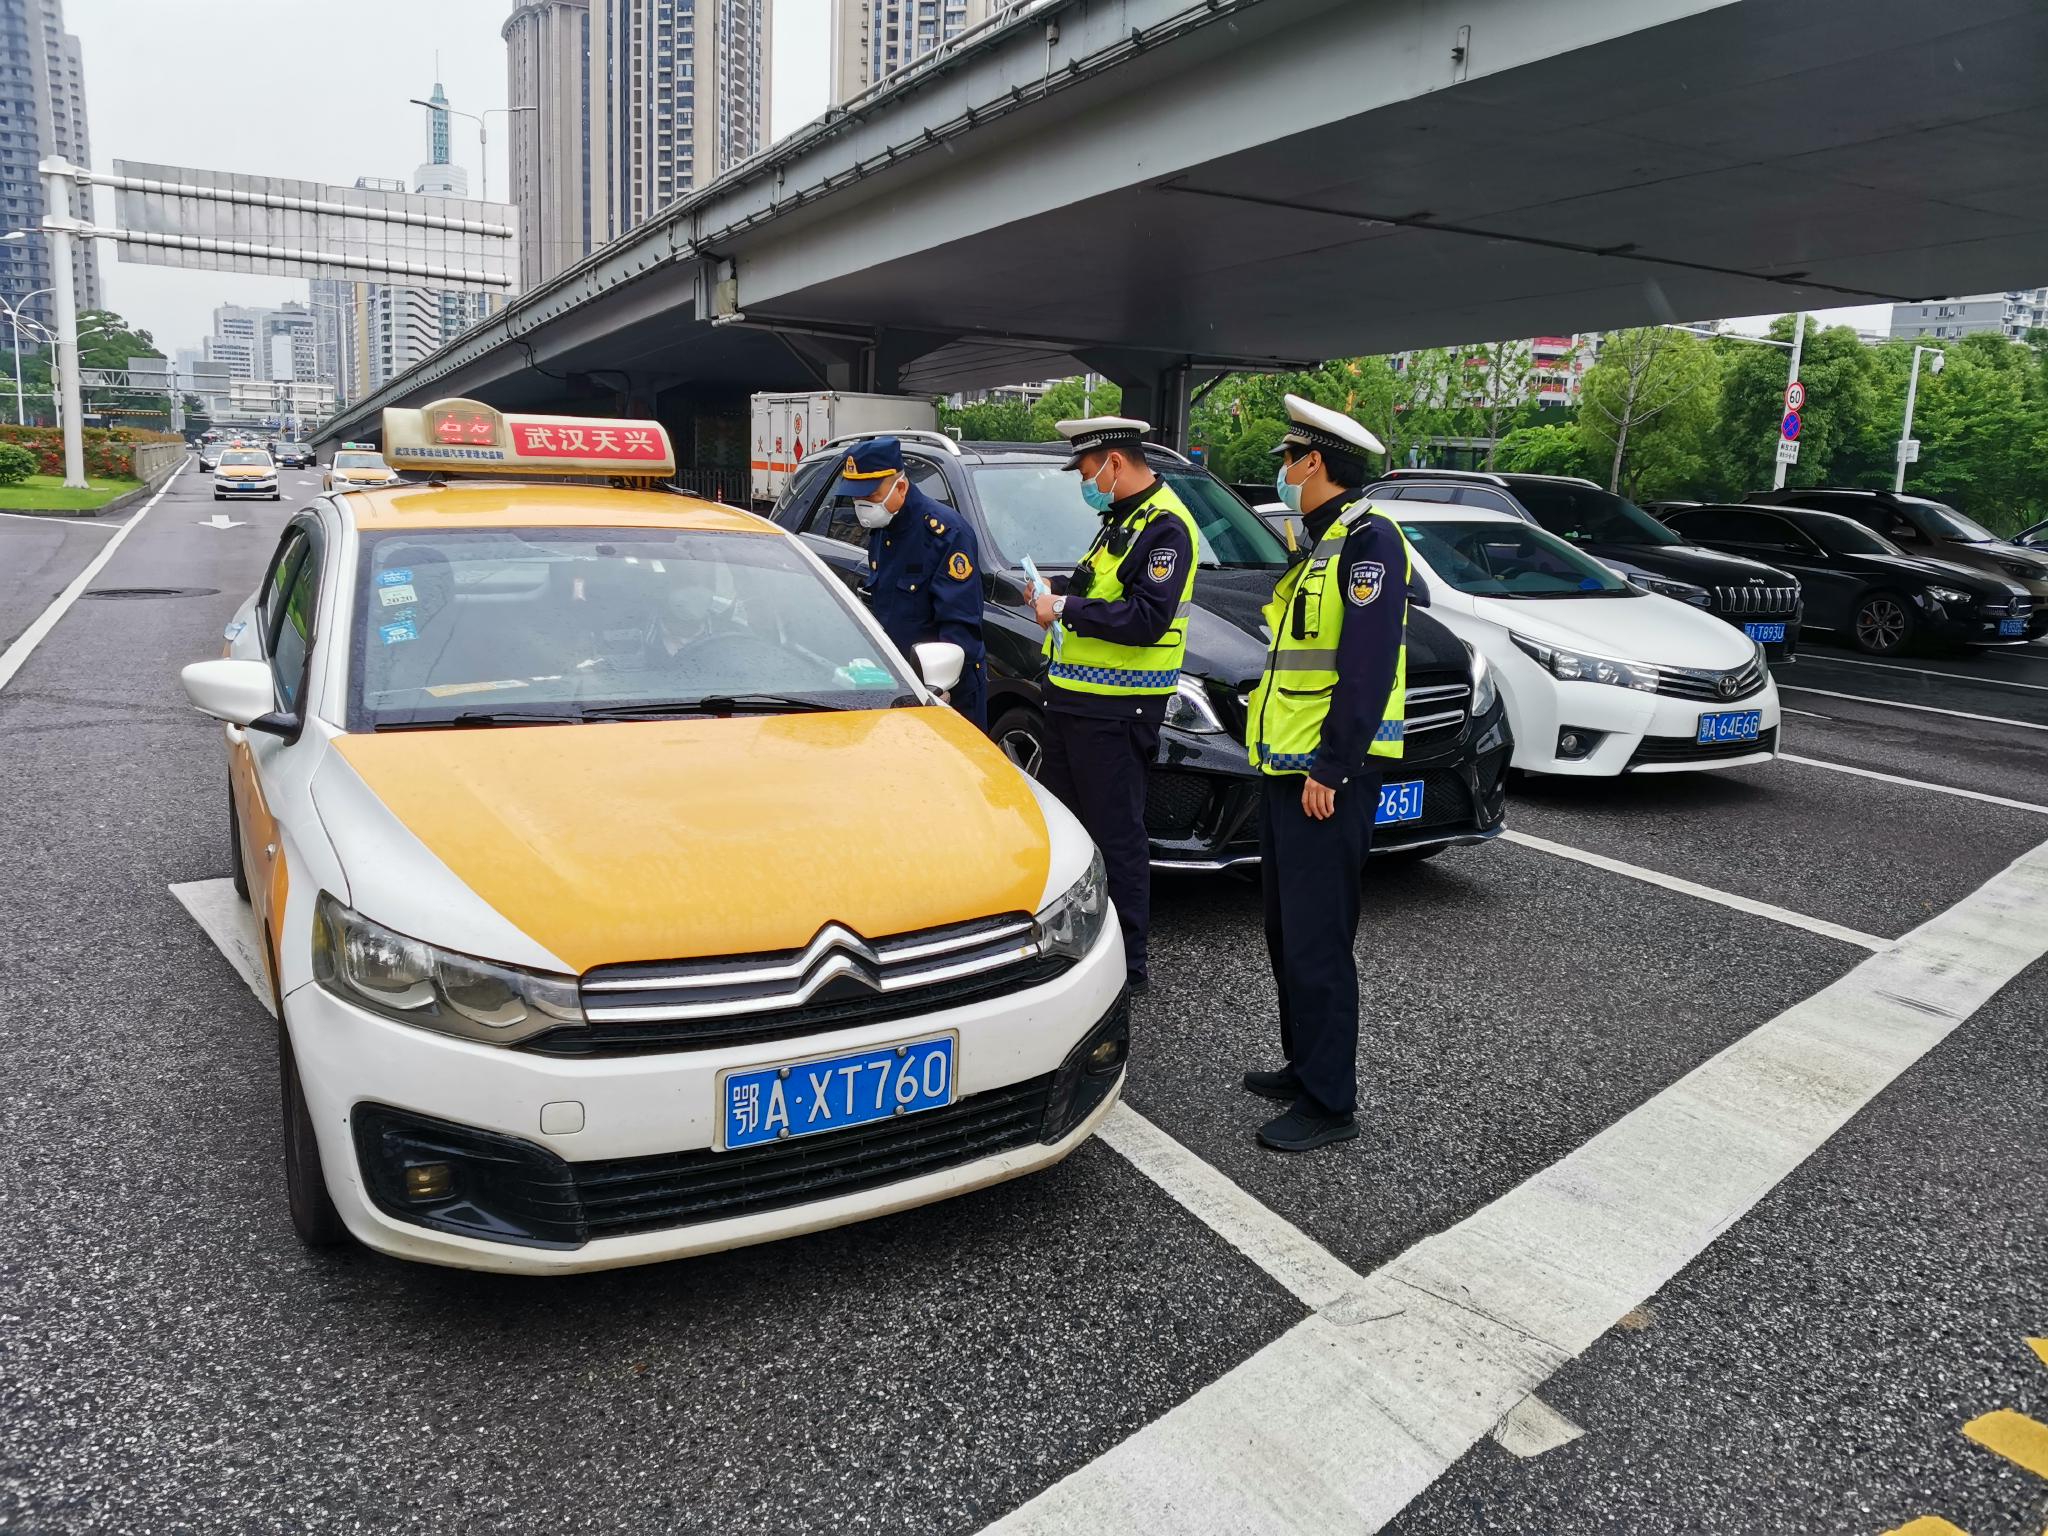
[1257,1100,1359,1153]
[1241,1068,1301,1102]
[1125,974,1150,996]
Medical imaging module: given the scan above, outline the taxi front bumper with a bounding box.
[215,478,278,497]
[287,915,1127,1274]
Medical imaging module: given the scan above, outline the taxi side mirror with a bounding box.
[181,657,294,736]
[912,641,965,694]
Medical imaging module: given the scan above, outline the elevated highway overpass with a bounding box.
[318,0,2048,462]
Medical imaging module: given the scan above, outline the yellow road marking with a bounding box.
[2027,1337,2048,1372]
[1963,1409,2048,1481]
[1881,1518,1970,1536]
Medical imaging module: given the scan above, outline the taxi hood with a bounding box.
[318,707,1052,973]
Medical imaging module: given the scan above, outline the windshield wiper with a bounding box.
[581,694,847,718]
[377,708,583,731]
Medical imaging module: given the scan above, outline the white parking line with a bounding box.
[985,835,2048,1535]
[0,509,121,528]
[1779,686,2048,734]
[1500,829,1889,951]
[1780,706,1833,720]
[1780,753,2048,816]
[1805,653,2048,694]
[168,877,273,1016]
[0,461,185,694]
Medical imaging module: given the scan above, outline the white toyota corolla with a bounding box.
[1389,505,1781,775]
[178,400,1126,1274]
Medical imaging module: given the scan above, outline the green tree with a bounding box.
[1897,331,2048,533]
[1028,376,1121,441]
[1494,422,1596,478]
[75,309,162,371]
[1712,318,1883,494]
[1577,328,1721,498]
[939,397,1035,442]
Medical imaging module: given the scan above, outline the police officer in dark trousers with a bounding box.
[1244,396,1408,1152]
[1029,416,1198,995]
[837,437,987,727]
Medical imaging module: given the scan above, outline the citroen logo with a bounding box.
[1716,675,1740,699]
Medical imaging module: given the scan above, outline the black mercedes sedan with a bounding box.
[1362,471,1805,663]
[771,434,1511,868]
[1656,503,2035,655]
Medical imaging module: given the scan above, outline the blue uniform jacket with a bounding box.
[865,482,987,727]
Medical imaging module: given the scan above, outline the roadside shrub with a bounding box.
[0,442,37,485]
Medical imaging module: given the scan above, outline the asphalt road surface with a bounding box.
[4,466,2044,1535]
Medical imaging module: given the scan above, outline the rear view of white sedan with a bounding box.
[1389,505,1779,776]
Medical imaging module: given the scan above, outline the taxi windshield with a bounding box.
[335,452,386,470]
[349,526,913,728]
[1399,518,1637,599]
[967,462,1286,569]
[220,451,271,467]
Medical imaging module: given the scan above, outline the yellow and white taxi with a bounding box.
[322,443,399,493]
[179,399,1124,1274]
[214,447,280,501]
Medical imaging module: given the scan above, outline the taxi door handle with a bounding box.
[265,844,276,860]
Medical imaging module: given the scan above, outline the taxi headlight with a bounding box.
[1034,848,1109,962]
[1162,675,1225,734]
[1509,633,1659,692]
[312,892,583,1045]
[1465,642,1498,715]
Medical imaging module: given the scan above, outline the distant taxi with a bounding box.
[322,443,399,493]
[214,447,280,501]
[179,399,1124,1274]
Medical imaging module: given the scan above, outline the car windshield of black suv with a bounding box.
[968,462,1287,570]
[1904,497,1999,543]
[1400,518,1638,599]
[1511,481,1681,548]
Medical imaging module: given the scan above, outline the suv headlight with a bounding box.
[1634,575,1712,608]
[311,892,583,1045]
[1924,585,1972,607]
[1464,641,1498,714]
[1509,632,1659,692]
[1162,674,1226,734]
[1033,848,1109,963]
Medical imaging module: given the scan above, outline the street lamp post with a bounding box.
[1894,344,1945,493]
[407,98,537,204]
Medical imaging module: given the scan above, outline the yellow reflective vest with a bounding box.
[1042,483,1200,699]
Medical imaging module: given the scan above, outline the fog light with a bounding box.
[1086,1036,1127,1074]
[1556,728,1603,761]
[404,1162,453,1201]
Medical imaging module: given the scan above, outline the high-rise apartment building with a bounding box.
[503,0,596,288]
[829,0,993,104]
[591,0,772,241]
[0,0,99,329]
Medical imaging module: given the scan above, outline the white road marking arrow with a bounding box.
[200,514,246,530]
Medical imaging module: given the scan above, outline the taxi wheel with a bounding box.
[229,789,248,901]
[279,1022,349,1247]
[991,706,1046,779]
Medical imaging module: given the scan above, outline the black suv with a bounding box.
[1747,487,2048,637]
[1362,471,1805,663]
[771,434,1511,868]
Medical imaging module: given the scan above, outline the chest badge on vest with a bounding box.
[1348,559,1386,606]
[1147,547,1179,584]
[947,550,973,580]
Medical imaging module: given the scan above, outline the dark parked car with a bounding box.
[1361,470,1805,663]
[1747,486,2048,636]
[2017,517,2048,552]
[274,441,315,468]
[771,433,1511,868]
[1657,503,2035,655]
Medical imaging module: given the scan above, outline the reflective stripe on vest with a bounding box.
[1245,502,1409,775]
[1041,483,1201,699]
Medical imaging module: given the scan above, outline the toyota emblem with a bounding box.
[1716,675,1740,699]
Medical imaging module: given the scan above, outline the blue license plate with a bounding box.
[1375,779,1424,826]
[1742,621,1786,644]
[1696,708,1763,745]
[720,1035,955,1151]
[1999,617,2025,636]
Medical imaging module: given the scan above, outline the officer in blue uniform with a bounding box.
[837,437,987,727]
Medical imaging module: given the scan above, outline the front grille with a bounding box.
[1415,767,1474,829]
[1652,654,1768,703]
[1627,725,1778,768]
[1984,595,2036,619]
[1404,677,1471,740]
[556,915,1058,1055]
[574,1073,1056,1236]
[1711,584,1800,617]
[1145,770,1214,837]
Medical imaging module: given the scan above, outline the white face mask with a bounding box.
[853,479,898,528]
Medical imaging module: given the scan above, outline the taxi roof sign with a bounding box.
[380,398,676,478]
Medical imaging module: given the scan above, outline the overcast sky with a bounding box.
[66,1,1878,359]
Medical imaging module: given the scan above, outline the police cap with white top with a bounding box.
[1273,393,1385,462]
[1056,415,1152,470]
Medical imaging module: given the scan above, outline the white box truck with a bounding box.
[750,391,939,506]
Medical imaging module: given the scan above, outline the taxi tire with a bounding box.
[991,705,1047,780]
[229,789,249,901]
[280,1022,349,1248]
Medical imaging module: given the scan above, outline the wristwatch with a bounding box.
[1051,596,1067,621]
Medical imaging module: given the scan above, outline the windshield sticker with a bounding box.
[423,679,529,698]
[376,567,412,587]
[378,583,417,607]
[837,659,894,687]
[379,618,418,645]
